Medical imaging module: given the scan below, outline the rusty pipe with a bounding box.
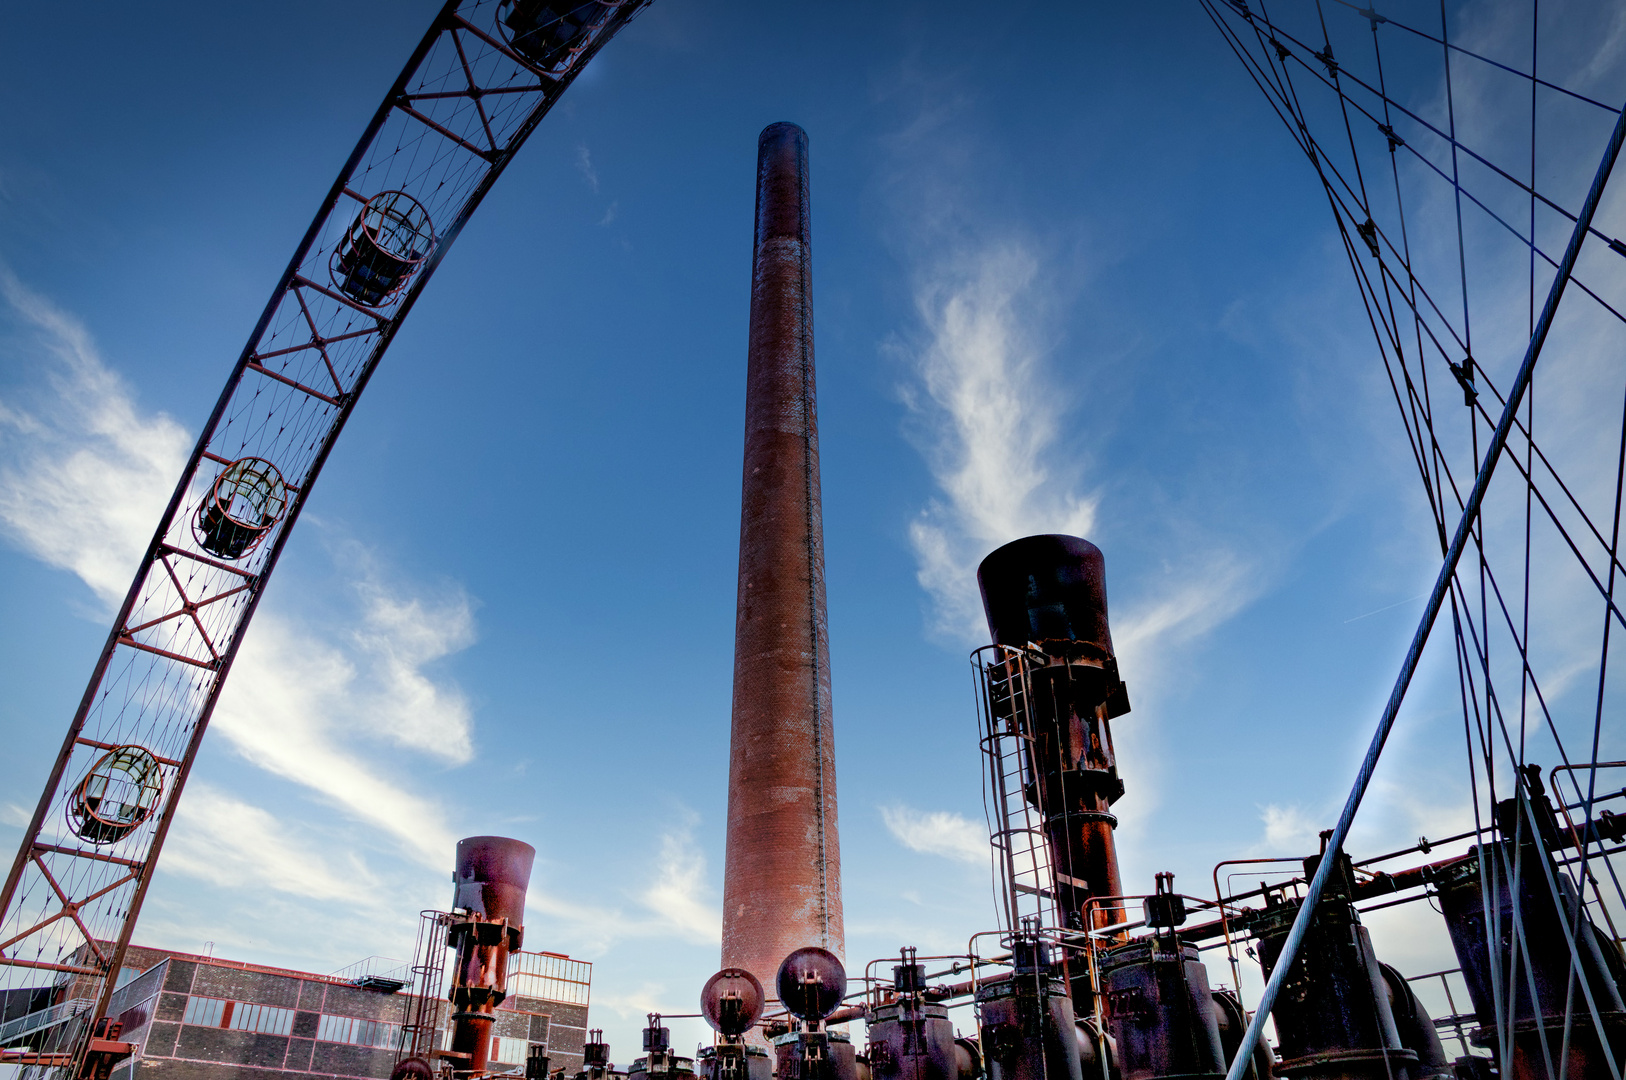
[447,836,534,1077]
[978,536,1129,937]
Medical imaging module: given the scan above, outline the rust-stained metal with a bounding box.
[0,7,651,1071]
[976,536,1130,954]
[1437,782,1626,1078]
[1243,850,1431,1080]
[702,967,767,1037]
[700,967,771,1080]
[721,121,844,998]
[974,935,1083,1080]
[76,1018,133,1080]
[445,836,535,1078]
[866,949,960,1080]
[1096,878,1226,1080]
[772,948,858,1080]
[581,1029,618,1080]
[1098,938,1224,1080]
[397,909,453,1068]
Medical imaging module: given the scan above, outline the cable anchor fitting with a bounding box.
[1356,7,1388,30]
[1355,217,1380,259]
[1378,124,1404,152]
[1448,356,1478,406]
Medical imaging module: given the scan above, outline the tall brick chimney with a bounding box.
[720,122,844,998]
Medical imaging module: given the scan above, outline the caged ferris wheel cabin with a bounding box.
[6,4,1626,1080]
[0,2,652,1076]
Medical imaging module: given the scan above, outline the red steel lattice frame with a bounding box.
[0,2,649,1072]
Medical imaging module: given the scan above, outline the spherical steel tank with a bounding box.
[703,968,768,1036]
[977,535,1114,656]
[777,947,847,1021]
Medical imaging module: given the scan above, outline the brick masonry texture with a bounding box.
[720,121,845,1004]
[104,947,586,1080]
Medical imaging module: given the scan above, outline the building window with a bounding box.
[317,1013,402,1050]
[180,996,294,1036]
[182,997,225,1028]
[491,1037,530,1067]
[231,1002,295,1036]
[507,951,591,1007]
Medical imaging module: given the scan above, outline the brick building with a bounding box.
[71,944,590,1080]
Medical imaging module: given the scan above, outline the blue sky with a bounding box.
[3,0,1624,1060]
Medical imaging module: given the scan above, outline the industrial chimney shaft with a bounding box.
[720,121,844,999]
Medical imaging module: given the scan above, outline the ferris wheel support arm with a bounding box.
[1222,89,1626,1080]
[7,9,468,1027]
[0,2,652,1068]
[0,4,454,960]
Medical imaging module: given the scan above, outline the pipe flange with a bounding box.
[1054,809,1119,827]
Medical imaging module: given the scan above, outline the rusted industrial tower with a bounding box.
[720,122,844,995]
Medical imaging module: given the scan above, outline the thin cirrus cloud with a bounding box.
[209,611,465,867]
[880,803,988,865]
[897,240,1260,663]
[0,265,192,603]
[901,242,1097,645]
[161,783,384,904]
[638,812,723,945]
[0,263,470,872]
[526,811,721,952]
[0,265,724,995]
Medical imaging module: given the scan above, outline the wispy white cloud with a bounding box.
[1258,803,1320,854]
[211,612,463,867]
[1112,551,1257,692]
[0,265,189,603]
[897,240,1263,667]
[1254,767,1475,861]
[880,804,987,864]
[639,812,721,944]
[576,144,600,192]
[346,561,476,764]
[163,784,383,903]
[527,812,720,954]
[0,265,472,871]
[902,242,1097,642]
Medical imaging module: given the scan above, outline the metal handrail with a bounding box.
[0,997,93,1046]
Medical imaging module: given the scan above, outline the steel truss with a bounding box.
[0,2,649,1072]
[1205,2,1626,1078]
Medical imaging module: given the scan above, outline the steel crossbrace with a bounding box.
[1222,87,1626,1080]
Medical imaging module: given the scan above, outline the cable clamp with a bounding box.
[1448,357,1479,407]
[1356,218,1380,259]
